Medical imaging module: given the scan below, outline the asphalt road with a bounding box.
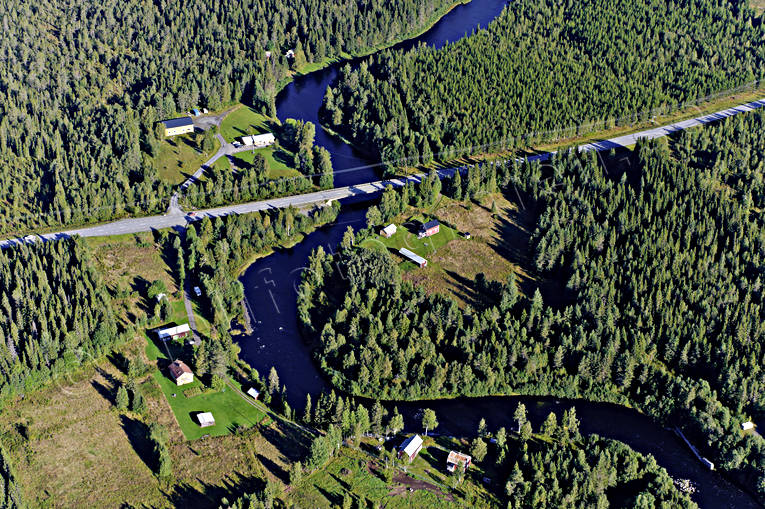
[3,97,764,249]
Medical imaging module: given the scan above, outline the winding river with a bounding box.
[236,1,762,507]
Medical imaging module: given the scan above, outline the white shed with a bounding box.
[742,421,755,431]
[197,412,215,428]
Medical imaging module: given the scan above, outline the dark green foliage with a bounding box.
[323,0,765,164]
[149,423,172,479]
[0,446,24,508]
[115,384,129,410]
[299,111,765,499]
[503,434,696,508]
[0,239,120,401]
[0,0,454,234]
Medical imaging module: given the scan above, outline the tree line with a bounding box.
[298,111,765,500]
[322,0,765,174]
[0,0,455,234]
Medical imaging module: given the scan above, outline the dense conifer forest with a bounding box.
[322,0,765,170]
[0,239,121,402]
[298,111,765,500]
[0,0,454,234]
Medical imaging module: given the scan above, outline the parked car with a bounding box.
[193,286,202,297]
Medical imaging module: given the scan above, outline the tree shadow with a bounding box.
[120,415,156,473]
[315,485,344,507]
[91,380,116,405]
[256,453,289,483]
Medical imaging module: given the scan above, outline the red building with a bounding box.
[418,220,440,238]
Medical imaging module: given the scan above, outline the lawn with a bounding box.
[145,334,267,440]
[232,147,300,179]
[219,105,274,143]
[361,216,460,264]
[155,133,214,185]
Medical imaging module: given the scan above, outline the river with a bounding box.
[236,1,762,507]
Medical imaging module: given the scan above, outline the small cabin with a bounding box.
[398,434,423,463]
[247,388,260,400]
[168,360,194,386]
[741,421,755,431]
[418,220,440,238]
[380,224,397,238]
[446,451,472,473]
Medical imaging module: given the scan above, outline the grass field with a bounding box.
[85,232,184,327]
[0,336,312,508]
[360,195,526,306]
[156,133,215,185]
[288,435,498,508]
[232,147,300,179]
[219,105,273,142]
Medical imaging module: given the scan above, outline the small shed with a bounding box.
[247,388,260,400]
[168,360,194,386]
[418,220,440,238]
[192,108,201,116]
[398,434,423,463]
[446,451,472,473]
[742,421,755,431]
[399,248,427,268]
[197,412,215,428]
[380,224,397,238]
[157,323,191,341]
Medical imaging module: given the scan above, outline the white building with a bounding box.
[156,323,191,341]
[742,421,755,431]
[380,224,397,238]
[197,412,215,428]
[399,248,427,268]
[398,434,423,462]
[241,133,276,147]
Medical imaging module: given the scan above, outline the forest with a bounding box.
[0,0,455,234]
[0,239,122,403]
[322,0,765,171]
[298,110,765,500]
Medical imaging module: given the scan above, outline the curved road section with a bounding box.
[2,97,764,249]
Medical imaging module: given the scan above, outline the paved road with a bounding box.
[3,97,764,249]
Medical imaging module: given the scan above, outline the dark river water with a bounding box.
[237,1,762,507]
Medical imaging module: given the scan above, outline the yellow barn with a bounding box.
[160,117,195,137]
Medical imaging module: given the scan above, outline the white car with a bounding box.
[193,286,202,297]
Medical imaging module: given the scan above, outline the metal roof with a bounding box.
[161,117,194,128]
[399,248,427,266]
[400,434,423,457]
[422,220,440,230]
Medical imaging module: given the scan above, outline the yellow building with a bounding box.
[160,117,195,137]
